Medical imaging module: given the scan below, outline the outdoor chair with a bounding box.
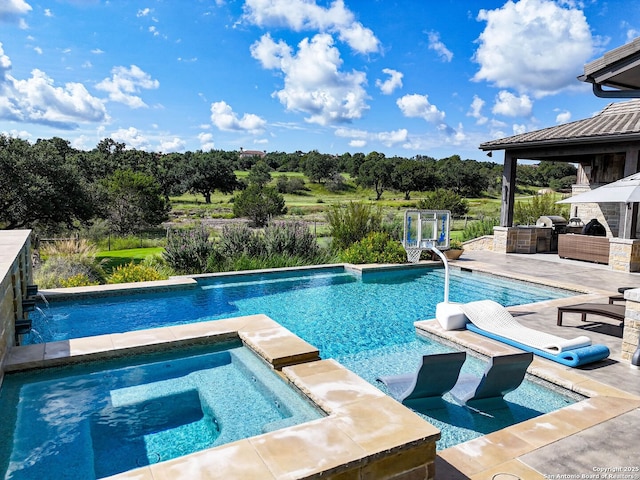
[377,352,466,410]
[449,352,533,410]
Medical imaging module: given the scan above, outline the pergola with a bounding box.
[479,99,640,238]
[479,37,640,237]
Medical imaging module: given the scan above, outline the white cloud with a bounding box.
[376,68,403,95]
[0,43,107,128]
[44,8,53,17]
[95,65,159,108]
[492,90,533,117]
[473,0,594,96]
[334,126,407,147]
[427,31,453,62]
[513,124,527,135]
[158,137,186,152]
[33,46,42,55]
[137,8,151,17]
[210,100,266,132]
[467,95,488,125]
[243,0,379,54]
[251,33,369,125]
[110,127,150,149]
[396,94,445,123]
[91,48,105,55]
[198,131,215,150]
[377,128,408,146]
[0,0,31,23]
[555,109,571,123]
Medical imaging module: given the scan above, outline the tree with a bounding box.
[233,185,287,227]
[185,150,240,203]
[105,169,170,235]
[247,160,273,187]
[357,152,392,200]
[417,189,469,217]
[391,158,437,200]
[303,150,338,183]
[0,135,95,232]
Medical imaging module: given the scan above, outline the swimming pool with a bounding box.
[0,341,323,480]
[23,265,577,451]
[29,266,570,359]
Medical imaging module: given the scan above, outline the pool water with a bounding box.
[18,266,578,456]
[29,267,569,360]
[0,342,323,480]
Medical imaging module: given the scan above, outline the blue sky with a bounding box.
[1,0,639,161]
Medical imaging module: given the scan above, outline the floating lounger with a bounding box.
[460,300,610,367]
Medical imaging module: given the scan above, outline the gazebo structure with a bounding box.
[478,38,640,272]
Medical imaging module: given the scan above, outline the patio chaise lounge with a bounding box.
[449,352,533,410]
[557,302,625,327]
[376,352,466,409]
[460,300,610,367]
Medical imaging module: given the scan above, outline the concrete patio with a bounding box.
[434,250,640,479]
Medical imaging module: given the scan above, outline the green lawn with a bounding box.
[96,247,164,271]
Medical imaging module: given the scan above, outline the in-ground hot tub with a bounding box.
[0,341,324,479]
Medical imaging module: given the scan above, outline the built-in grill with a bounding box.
[536,215,568,252]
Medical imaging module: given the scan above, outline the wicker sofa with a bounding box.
[557,234,610,264]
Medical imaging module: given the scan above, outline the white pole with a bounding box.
[430,246,449,303]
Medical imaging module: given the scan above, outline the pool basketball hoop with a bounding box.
[402,210,450,263]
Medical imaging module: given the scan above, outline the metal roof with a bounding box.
[480,98,640,151]
[580,37,640,97]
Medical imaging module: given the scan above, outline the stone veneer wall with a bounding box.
[0,230,33,385]
[460,235,494,251]
[609,238,640,272]
[621,289,640,365]
[492,226,517,253]
[569,184,620,237]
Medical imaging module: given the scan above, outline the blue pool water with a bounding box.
[29,266,569,360]
[0,341,323,480]
[16,266,579,462]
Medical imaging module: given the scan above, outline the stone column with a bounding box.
[622,289,640,366]
[493,226,517,253]
[608,238,640,272]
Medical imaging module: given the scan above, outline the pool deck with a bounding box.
[431,250,640,479]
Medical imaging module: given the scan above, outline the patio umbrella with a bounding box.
[557,171,640,204]
[557,171,640,238]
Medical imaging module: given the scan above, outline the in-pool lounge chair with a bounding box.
[449,352,533,410]
[460,300,610,367]
[557,302,625,327]
[376,352,466,409]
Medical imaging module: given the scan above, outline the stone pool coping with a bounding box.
[5,314,441,480]
[416,318,640,479]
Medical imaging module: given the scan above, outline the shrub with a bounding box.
[325,202,382,251]
[59,273,98,288]
[217,224,264,258]
[417,189,469,217]
[233,184,287,227]
[340,232,406,264]
[107,261,168,283]
[263,221,321,260]
[140,254,175,278]
[461,218,499,241]
[514,193,569,225]
[163,227,214,274]
[35,239,106,287]
[35,256,104,288]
